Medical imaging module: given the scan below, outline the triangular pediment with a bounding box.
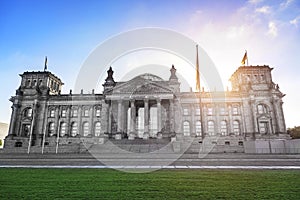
[108,75,173,94]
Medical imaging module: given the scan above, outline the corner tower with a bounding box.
[18,71,64,96]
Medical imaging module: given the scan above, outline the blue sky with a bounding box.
[0,0,300,128]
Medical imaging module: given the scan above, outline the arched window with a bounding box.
[82,122,89,136]
[220,120,227,136]
[183,121,190,136]
[195,121,202,136]
[71,122,78,137]
[257,104,267,114]
[59,122,66,137]
[23,107,33,118]
[94,122,101,137]
[233,120,240,135]
[48,122,55,136]
[208,121,215,136]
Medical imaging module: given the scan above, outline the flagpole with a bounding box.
[41,102,48,154]
[27,100,37,154]
[55,109,61,154]
[196,45,205,141]
[44,56,47,71]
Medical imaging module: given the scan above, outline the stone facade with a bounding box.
[3,64,291,153]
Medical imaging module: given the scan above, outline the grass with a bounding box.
[0,168,300,199]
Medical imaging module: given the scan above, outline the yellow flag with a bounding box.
[196,45,200,92]
[241,51,247,65]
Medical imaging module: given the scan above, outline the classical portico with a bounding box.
[103,69,179,139]
[106,94,176,139]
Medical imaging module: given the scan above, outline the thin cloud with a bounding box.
[290,16,300,27]
[248,0,264,4]
[280,0,294,10]
[267,21,278,37]
[255,6,271,14]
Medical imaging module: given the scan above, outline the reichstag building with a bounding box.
[4,64,290,153]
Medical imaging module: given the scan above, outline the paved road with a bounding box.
[1,153,300,168]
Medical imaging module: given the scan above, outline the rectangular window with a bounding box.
[22,124,31,136]
[61,109,67,117]
[49,110,55,118]
[259,122,268,134]
[220,107,226,115]
[207,107,213,115]
[95,108,101,117]
[195,108,200,116]
[232,107,239,115]
[72,109,78,117]
[83,108,89,117]
[183,108,189,115]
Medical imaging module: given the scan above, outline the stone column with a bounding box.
[144,98,149,134]
[108,101,112,133]
[8,105,18,136]
[239,103,246,136]
[273,100,283,134]
[278,101,286,133]
[202,104,207,137]
[228,104,233,134]
[130,100,136,133]
[215,104,220,136]
[157,99,162,133]
[250,100,258,135]
[117,100,122,133]
[124,102,128,134]
[169,99,175,133]
[191,105,195,136]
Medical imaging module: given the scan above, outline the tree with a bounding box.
[0,139,2,147]
[287,126,300,139]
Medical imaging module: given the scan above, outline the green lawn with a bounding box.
[1,168,300,199]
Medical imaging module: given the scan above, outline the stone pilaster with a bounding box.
[89,106,93,136]
[191,104,195,136]
[77,106,82,136]
[55,106,60,136]
[66,106,71,136]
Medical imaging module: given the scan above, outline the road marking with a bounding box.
[0,165,300,169]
